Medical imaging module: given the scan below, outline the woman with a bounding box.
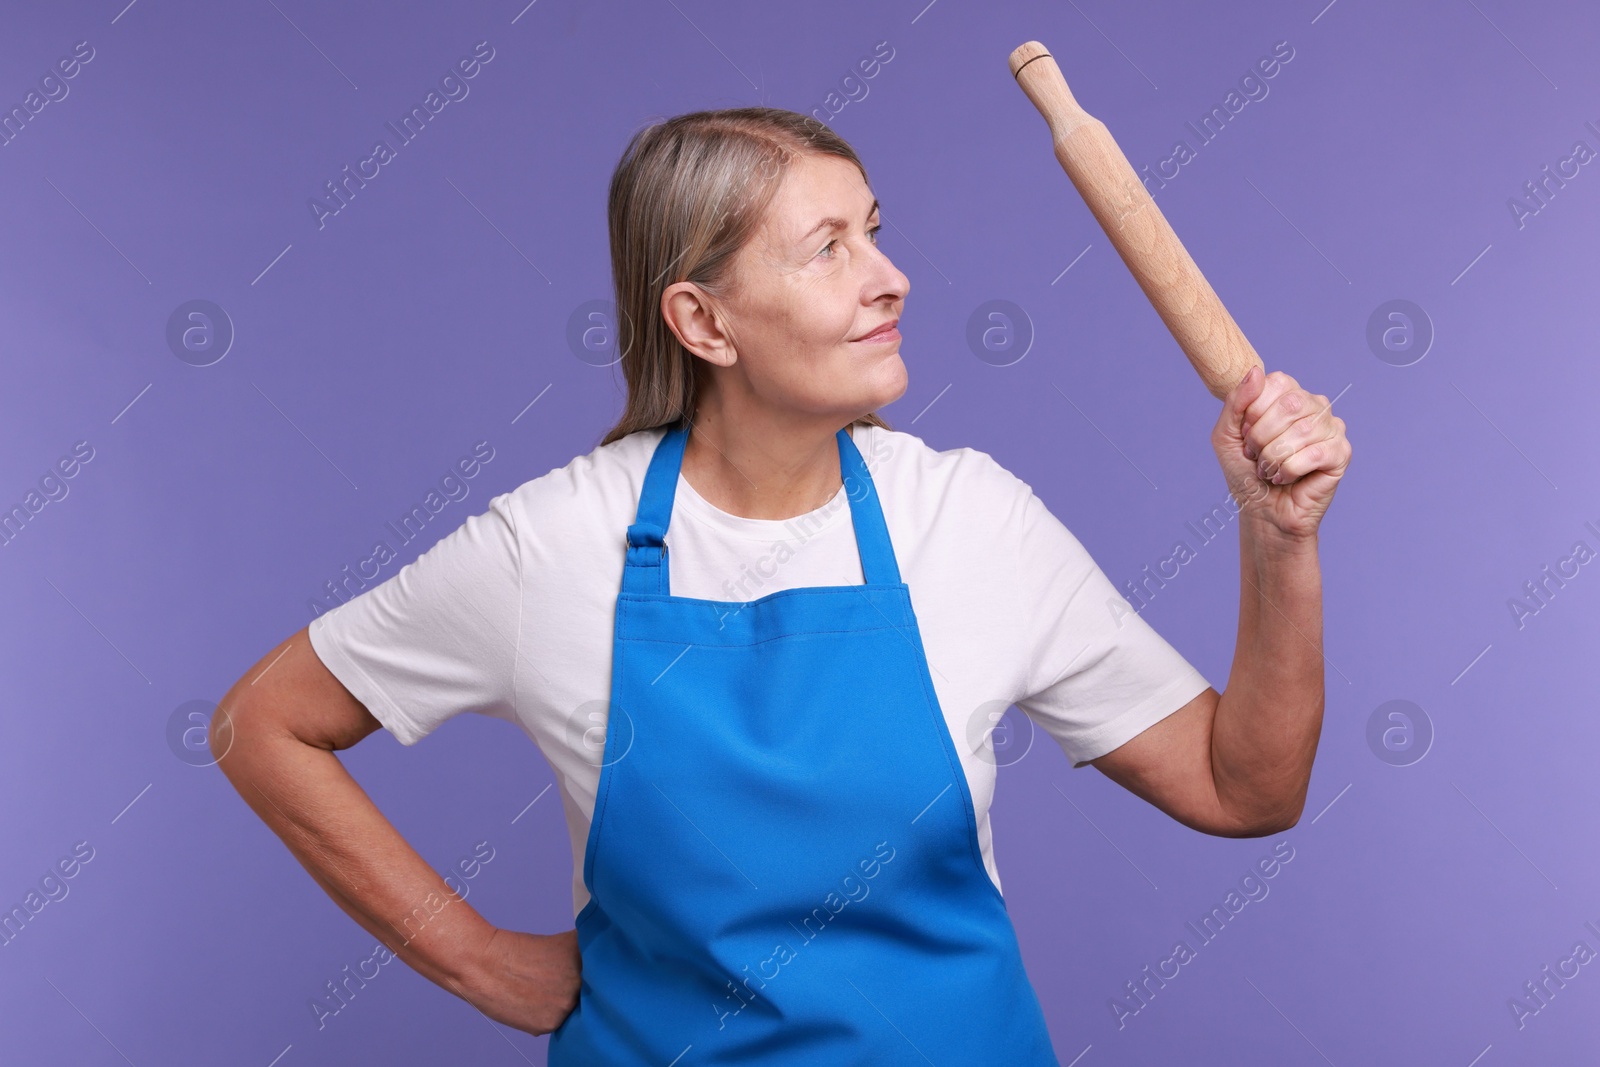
[216,107,1349,1062]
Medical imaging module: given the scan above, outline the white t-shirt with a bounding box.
[308,423,1211,919]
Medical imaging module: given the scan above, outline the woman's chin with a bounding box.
[869,352,909,405]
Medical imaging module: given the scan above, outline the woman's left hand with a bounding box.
[1212,365,1352,543]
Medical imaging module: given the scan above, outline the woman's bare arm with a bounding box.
[1090,368,1347,837]
[213,627,579,1034]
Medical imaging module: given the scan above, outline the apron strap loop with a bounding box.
[623,520,669,595]
[623,422,689,596]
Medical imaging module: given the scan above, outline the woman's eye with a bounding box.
[819,225,883,258]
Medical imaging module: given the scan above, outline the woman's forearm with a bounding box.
[1210,517,1325,832]
[217,704,496,998]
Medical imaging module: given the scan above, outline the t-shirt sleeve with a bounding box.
[306,493,522,746]
[1009,488,1212,768]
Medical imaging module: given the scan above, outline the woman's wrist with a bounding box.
[436,919,504,1000]
[1239,510,1320,564]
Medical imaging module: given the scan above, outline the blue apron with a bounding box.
[548,423,1060,1065]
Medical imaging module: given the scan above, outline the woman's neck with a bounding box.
[679,407,853,521]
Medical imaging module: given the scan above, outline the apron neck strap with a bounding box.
[623,423,901,596]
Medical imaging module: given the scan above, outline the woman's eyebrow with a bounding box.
[797,199,881,246]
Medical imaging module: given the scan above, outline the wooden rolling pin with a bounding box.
[1008,40,1264,399]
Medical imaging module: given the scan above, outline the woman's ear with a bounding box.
[662,282,737,368]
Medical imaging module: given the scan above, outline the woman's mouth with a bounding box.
[852,319,900,343]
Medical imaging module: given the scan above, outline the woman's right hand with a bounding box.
[456,926,583,1036]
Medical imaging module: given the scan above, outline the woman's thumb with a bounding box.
[1224,364,1265,436]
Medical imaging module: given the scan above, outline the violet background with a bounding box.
[2,0,1597,1063]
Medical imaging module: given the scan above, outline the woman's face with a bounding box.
[672,152,912,423]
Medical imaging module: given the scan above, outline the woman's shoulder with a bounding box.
[865,424,1034,519]
[493,427,667,546]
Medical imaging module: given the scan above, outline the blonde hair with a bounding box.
[598,106,894,446]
